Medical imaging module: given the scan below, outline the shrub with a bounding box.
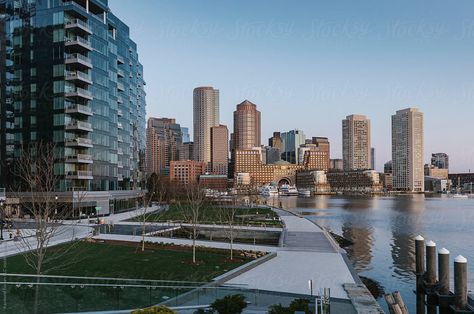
[210,294,247,314]
[269,298,311,314]
[131,305,176,314]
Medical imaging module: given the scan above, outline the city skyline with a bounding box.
[110,0,474,172]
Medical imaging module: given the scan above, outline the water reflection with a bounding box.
[390,196,423,280]
[342,222,374,272]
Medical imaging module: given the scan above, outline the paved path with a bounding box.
[226,208,357,300]
[95,233,277,253]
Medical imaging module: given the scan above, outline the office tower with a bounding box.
[180,142,194,161]
[146,118,183,175]
[232,100,261,150]
[431,153,449,170]
[193,86,219,164]
[392,108,424,192]
[170,160,206,186]
[281,129,306,164]
[0,0,146,210]
[384,161,393,173]
[371,148,376,170]
[266,146,281,164]
[342,114,371,171]
[268,132,283,150]
[181,127,190,143]
[330,159,344,171]
[211,125,229,176]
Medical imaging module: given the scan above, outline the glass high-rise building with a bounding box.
[0,0,146,213]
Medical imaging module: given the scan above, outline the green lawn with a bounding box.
[133,204,282,227]
[3,241,252,313]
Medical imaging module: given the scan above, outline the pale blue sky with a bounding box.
[110,0,474,172]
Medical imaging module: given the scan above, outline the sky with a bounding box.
[109,0,474,172]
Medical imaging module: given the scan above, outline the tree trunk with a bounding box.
[33,268,41,314]
[230,236,233,260]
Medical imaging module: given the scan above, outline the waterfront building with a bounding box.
[181,127,190,143]
[0,0,146,214]
[199,174,229,191]
[296,170,331,194]
[265,146,281,164]
[342,114,371,171]
[330,159,344,171]
[298,143,330,171]
[448,173,474,190]
[169,160,206,186]
[232,100,261,151]
[193,86,219,164]
[431,153,449,170]
[424,177,450,193]
[424,164,449,180]
[146,117,182,175]
[235,172,251,186]
[384,160,393,174]
[281,129,306,164]
[211,124,229,176]
[326,170,383,193]
[268,132,283,150]
[234,147,330,186]
[391,108,424,192]
[180,142,194,161]
[380,173,393,191]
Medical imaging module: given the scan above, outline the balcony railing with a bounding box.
[117,122,123,129]
[65,87,93,100]
[65,36,92,51]
[66,120,92,132]
[65,137,93,147]
[65,53,92,68]
[66,171,93,179]
[65,71,92,84]
[65,103,93,116]
[117,82,125,91]
[65,18,92,34]
[117,69,125,78]
[65,154,93,163]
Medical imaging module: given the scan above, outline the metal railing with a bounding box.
[65,18,90,31]
[66,137,92,146]
[65,53,92,65]
[65,36,91,47]
[65,70,91,82]
[65,103,92,114]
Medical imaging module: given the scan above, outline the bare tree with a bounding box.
[12,142,87,314]
[217,203,239,260]
[177,182,206,264]
[136,173,167,252]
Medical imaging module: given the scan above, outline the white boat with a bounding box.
[298,189,311,197]
[261,185,279,196]
[451,193,468,199]
[279,184,299,196]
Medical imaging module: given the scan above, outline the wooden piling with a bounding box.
[438,248,450,295]
[425,240,437,286]
[454,255,467,310]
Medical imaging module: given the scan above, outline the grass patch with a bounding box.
[132,204,282,227]
[3,241,253,313]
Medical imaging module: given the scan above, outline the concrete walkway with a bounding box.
[95,233,277,253]
[225,208,357,299]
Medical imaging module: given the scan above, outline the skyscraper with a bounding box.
[431,153,449,170]
[211,125,229,175]
[232,100,261,151]
[342,114,371,171]
[0,0,146,213]
[146,118,182,175]
[281,129,306,164]
[371,148,376,170]
[181,127,190,143]
[268,132,283,150]
[392,108,424,192]
[193,87,219,164]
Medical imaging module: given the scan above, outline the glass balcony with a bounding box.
[117,56,125,64]
[65,154,93,164]
[66,170,93,180]
[117,69,125,78]
[65,87,93,100]
[117,122,123,129]
[117,97,123,104]
[65,103,93,116]
[65,36,93,51]
[117,109,123,116]
[65,70,92,85]
[66,120,93,132]
[65,18,92,35]
[65,137,93,148]
[117,82,125,91]
[65,53,93,69]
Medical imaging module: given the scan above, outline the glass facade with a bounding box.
[0,0,146,192]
